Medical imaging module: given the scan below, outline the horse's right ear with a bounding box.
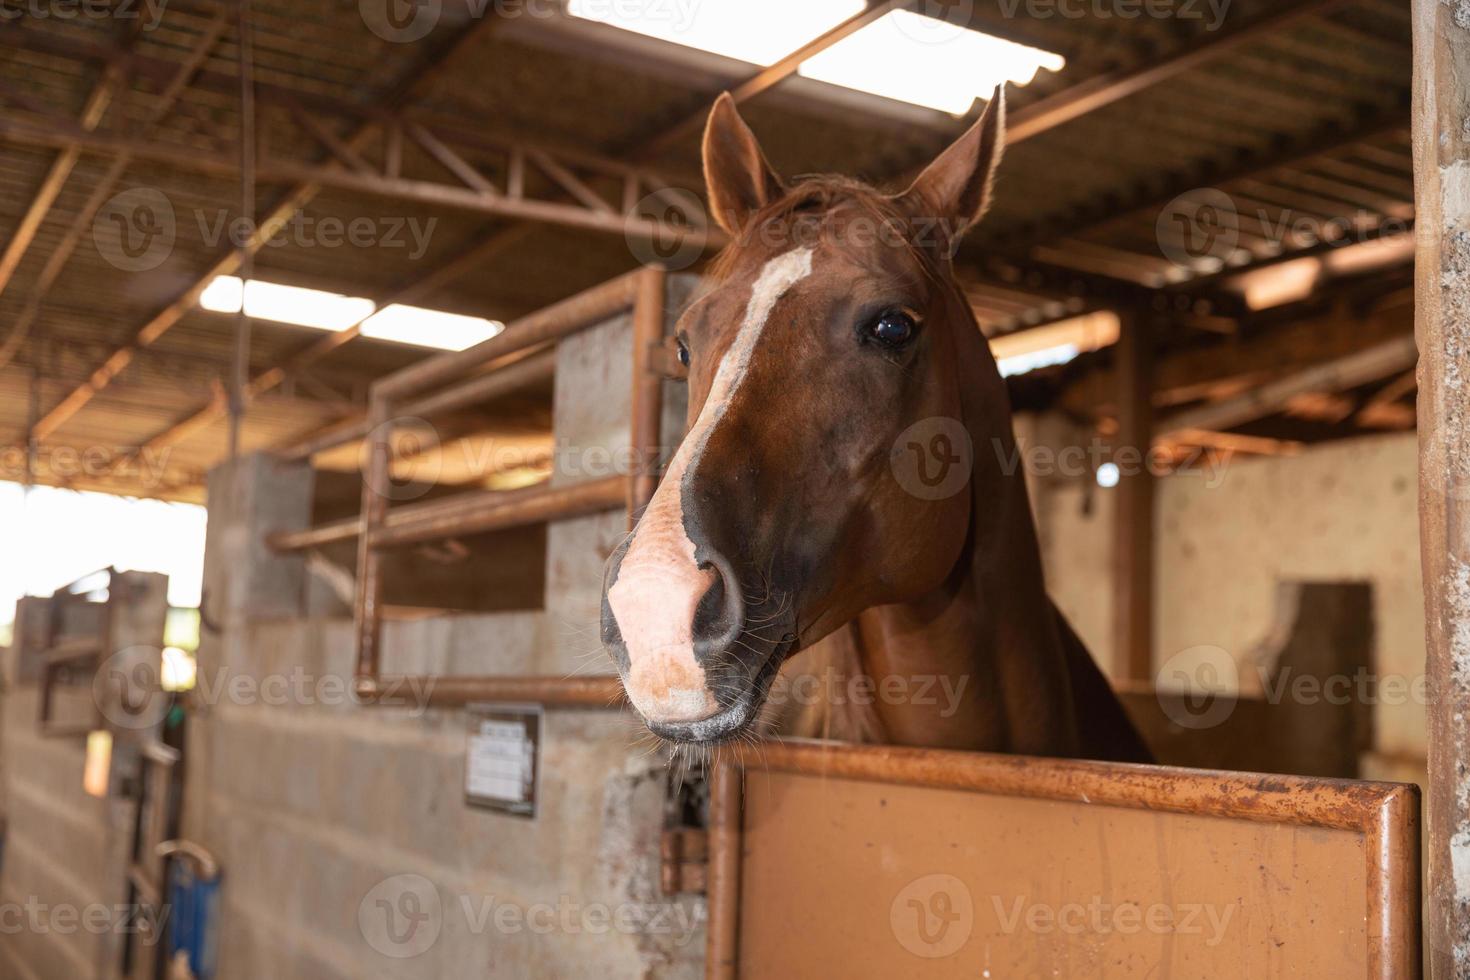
[702,93,786,238]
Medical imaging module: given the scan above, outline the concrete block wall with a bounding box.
[0,689,129,980]
[182,275,704,979]
[0,570,169,980]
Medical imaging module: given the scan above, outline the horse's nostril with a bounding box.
[690,554,746,661]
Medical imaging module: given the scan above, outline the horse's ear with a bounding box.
[702,93,786,237]
[896,86,1007,244]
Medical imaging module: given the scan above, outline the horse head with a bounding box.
[602,88,1015,745]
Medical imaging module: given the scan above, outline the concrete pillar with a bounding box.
[186,452,313,840]
[202,453,315,631]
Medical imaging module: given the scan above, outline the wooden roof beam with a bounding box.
[0,14,230,375]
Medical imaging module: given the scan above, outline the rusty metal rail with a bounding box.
[269,266,673,709]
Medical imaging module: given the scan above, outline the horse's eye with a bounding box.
[676,338,691,367]
[865,311,917,348]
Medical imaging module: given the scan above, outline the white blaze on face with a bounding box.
[609,246,816,723]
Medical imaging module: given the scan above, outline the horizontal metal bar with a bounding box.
[376,272,642,401]
[355,674,625,708]
[0,116,723,250]
[277,349,558,462]
[719,739,1414,832]
[369,475,625,550]
[400,348,557,421]
[268,475,625,552]
[44,638,101,666]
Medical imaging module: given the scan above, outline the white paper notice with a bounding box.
[466,718,533,807]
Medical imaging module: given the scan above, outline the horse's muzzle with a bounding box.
[602,540,785,741]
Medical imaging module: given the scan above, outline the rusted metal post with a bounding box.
[353,396,391,680]
[1412,2,1470,973]
[1112,307,1155,682]
[630,266,667,526]
[706,760,742,980]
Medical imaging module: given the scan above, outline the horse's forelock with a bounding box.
[707,176,943,286]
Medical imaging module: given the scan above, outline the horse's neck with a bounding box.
[863,282,1081,753]
[856,467,1080,755]
[773,290,1083,754]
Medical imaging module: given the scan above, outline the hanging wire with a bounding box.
[230,0,256,459]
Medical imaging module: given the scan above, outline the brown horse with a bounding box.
[601,88,1150,763]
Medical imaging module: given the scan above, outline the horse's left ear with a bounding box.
[896,86,1007,243]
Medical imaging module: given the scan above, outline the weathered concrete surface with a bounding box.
[1032,424,1425,760]
[0,688,130,980]
[0,570,170,980]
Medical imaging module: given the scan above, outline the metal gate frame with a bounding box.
[705,740,1421,980]
[268,265,679,709]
